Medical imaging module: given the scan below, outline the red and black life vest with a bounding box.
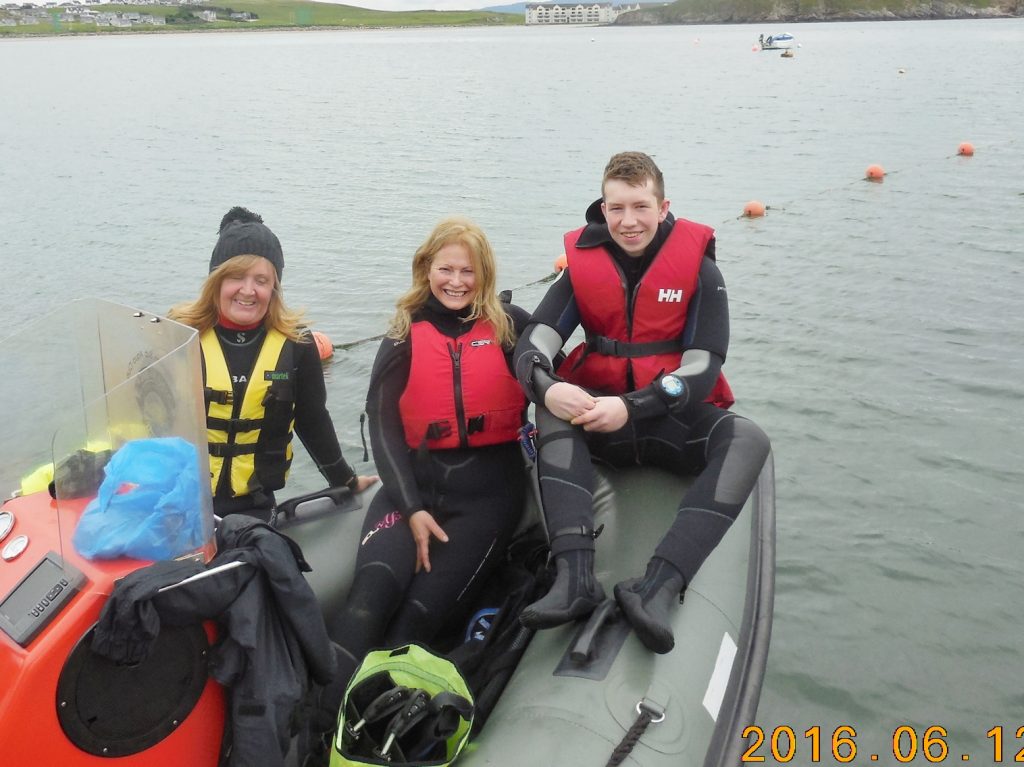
[399,318,526,450]
[557,219,735,409]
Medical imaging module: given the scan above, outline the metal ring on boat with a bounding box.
[636,700,666,724]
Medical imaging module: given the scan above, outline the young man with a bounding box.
[513,151,770,653]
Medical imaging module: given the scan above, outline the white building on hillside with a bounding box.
[524,3,641,25]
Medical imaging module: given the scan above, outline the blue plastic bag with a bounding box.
[73,437,206,561]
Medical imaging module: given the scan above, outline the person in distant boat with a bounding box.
[759,34,764,47]
[513,151,771,653]
[328,216,530,689]
[169,206,377,519]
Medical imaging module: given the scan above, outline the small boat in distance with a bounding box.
[758,32,796,50]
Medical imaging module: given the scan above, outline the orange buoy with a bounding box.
[312,330,334,361]
[742,200,766,218]
[553,253,568,273]
[865,164,886,182]
[958,142,975,156]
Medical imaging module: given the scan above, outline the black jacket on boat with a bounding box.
[92,515,335,767]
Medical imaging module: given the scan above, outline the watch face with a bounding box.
[661,375,683,397]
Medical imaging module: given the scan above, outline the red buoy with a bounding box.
[958,142,975,157]
[312,331,334,361]
[865,164,886,182]
[743,200,766,218]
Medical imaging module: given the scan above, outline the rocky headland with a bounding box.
[616,0,1022,24]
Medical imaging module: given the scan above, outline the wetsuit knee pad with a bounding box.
[537,427,586,469]
[730,417,771,461]
[330,562,404,645]
[383,599,434,646]
[712,417,771,506]
[348,562,404,611]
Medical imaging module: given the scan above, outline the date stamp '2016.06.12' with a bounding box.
[742,725,1024,764]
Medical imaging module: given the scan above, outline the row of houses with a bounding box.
[1,9,166,25]
[2,5,254,26]
[2,1,185,6]
[524,2,643,25]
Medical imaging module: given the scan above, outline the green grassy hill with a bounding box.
[1,1,521,36]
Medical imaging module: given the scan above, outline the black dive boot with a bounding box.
[520,549,605,629]
[613,558,685,654]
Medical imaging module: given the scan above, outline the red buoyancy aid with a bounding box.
[399,318,527,450]
[557,219,735,409]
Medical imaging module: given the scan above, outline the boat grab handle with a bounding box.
[570,597,620,663]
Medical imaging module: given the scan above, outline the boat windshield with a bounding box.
[0,299,215,584]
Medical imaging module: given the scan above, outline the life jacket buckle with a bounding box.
[425,421,453,441]
[204,387,232,406]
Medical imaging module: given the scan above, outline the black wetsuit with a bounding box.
[206,324,356,518]
[514,204,771,585]
[329,296,530,684]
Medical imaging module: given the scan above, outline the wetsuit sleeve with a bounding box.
[364,337,423,515]
[622,255,728,420]
[292,336,357,488]
[503,302,532,375]
[682,253,729,361]
[513,270,580,403]
[506,302,532,338]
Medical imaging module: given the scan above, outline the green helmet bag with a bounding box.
[331,644,474,767]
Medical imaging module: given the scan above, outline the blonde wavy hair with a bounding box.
[387,217,513,347]
[168,255,306,341]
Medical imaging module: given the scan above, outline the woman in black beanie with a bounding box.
[170,206,376,518]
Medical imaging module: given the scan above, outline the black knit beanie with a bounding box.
[209,206,284,280]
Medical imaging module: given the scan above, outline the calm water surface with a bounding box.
[3,19,1024,763]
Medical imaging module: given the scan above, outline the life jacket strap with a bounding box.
[206,416,263,434]
[585,333,683,359]
[208,442,258,458]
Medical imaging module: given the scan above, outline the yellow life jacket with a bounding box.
[201,328,296,499]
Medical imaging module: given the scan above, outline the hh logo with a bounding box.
[658,288,684,302]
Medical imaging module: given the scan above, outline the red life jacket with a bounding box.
[399,318,526,450]
[557,219,735,409]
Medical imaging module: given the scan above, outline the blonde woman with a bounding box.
[328,217,530,688]
[170,207,375,519]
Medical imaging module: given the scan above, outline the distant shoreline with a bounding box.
[0,2,521,39]
[0,24,504,40]
[2,1,1021,41]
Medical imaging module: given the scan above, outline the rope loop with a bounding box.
[605,699,665,767]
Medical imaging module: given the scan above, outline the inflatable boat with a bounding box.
[0,299,774,767]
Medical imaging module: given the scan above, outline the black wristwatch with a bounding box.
[659,374,685,399]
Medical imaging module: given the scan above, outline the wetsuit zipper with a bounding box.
[448,341,468,447]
